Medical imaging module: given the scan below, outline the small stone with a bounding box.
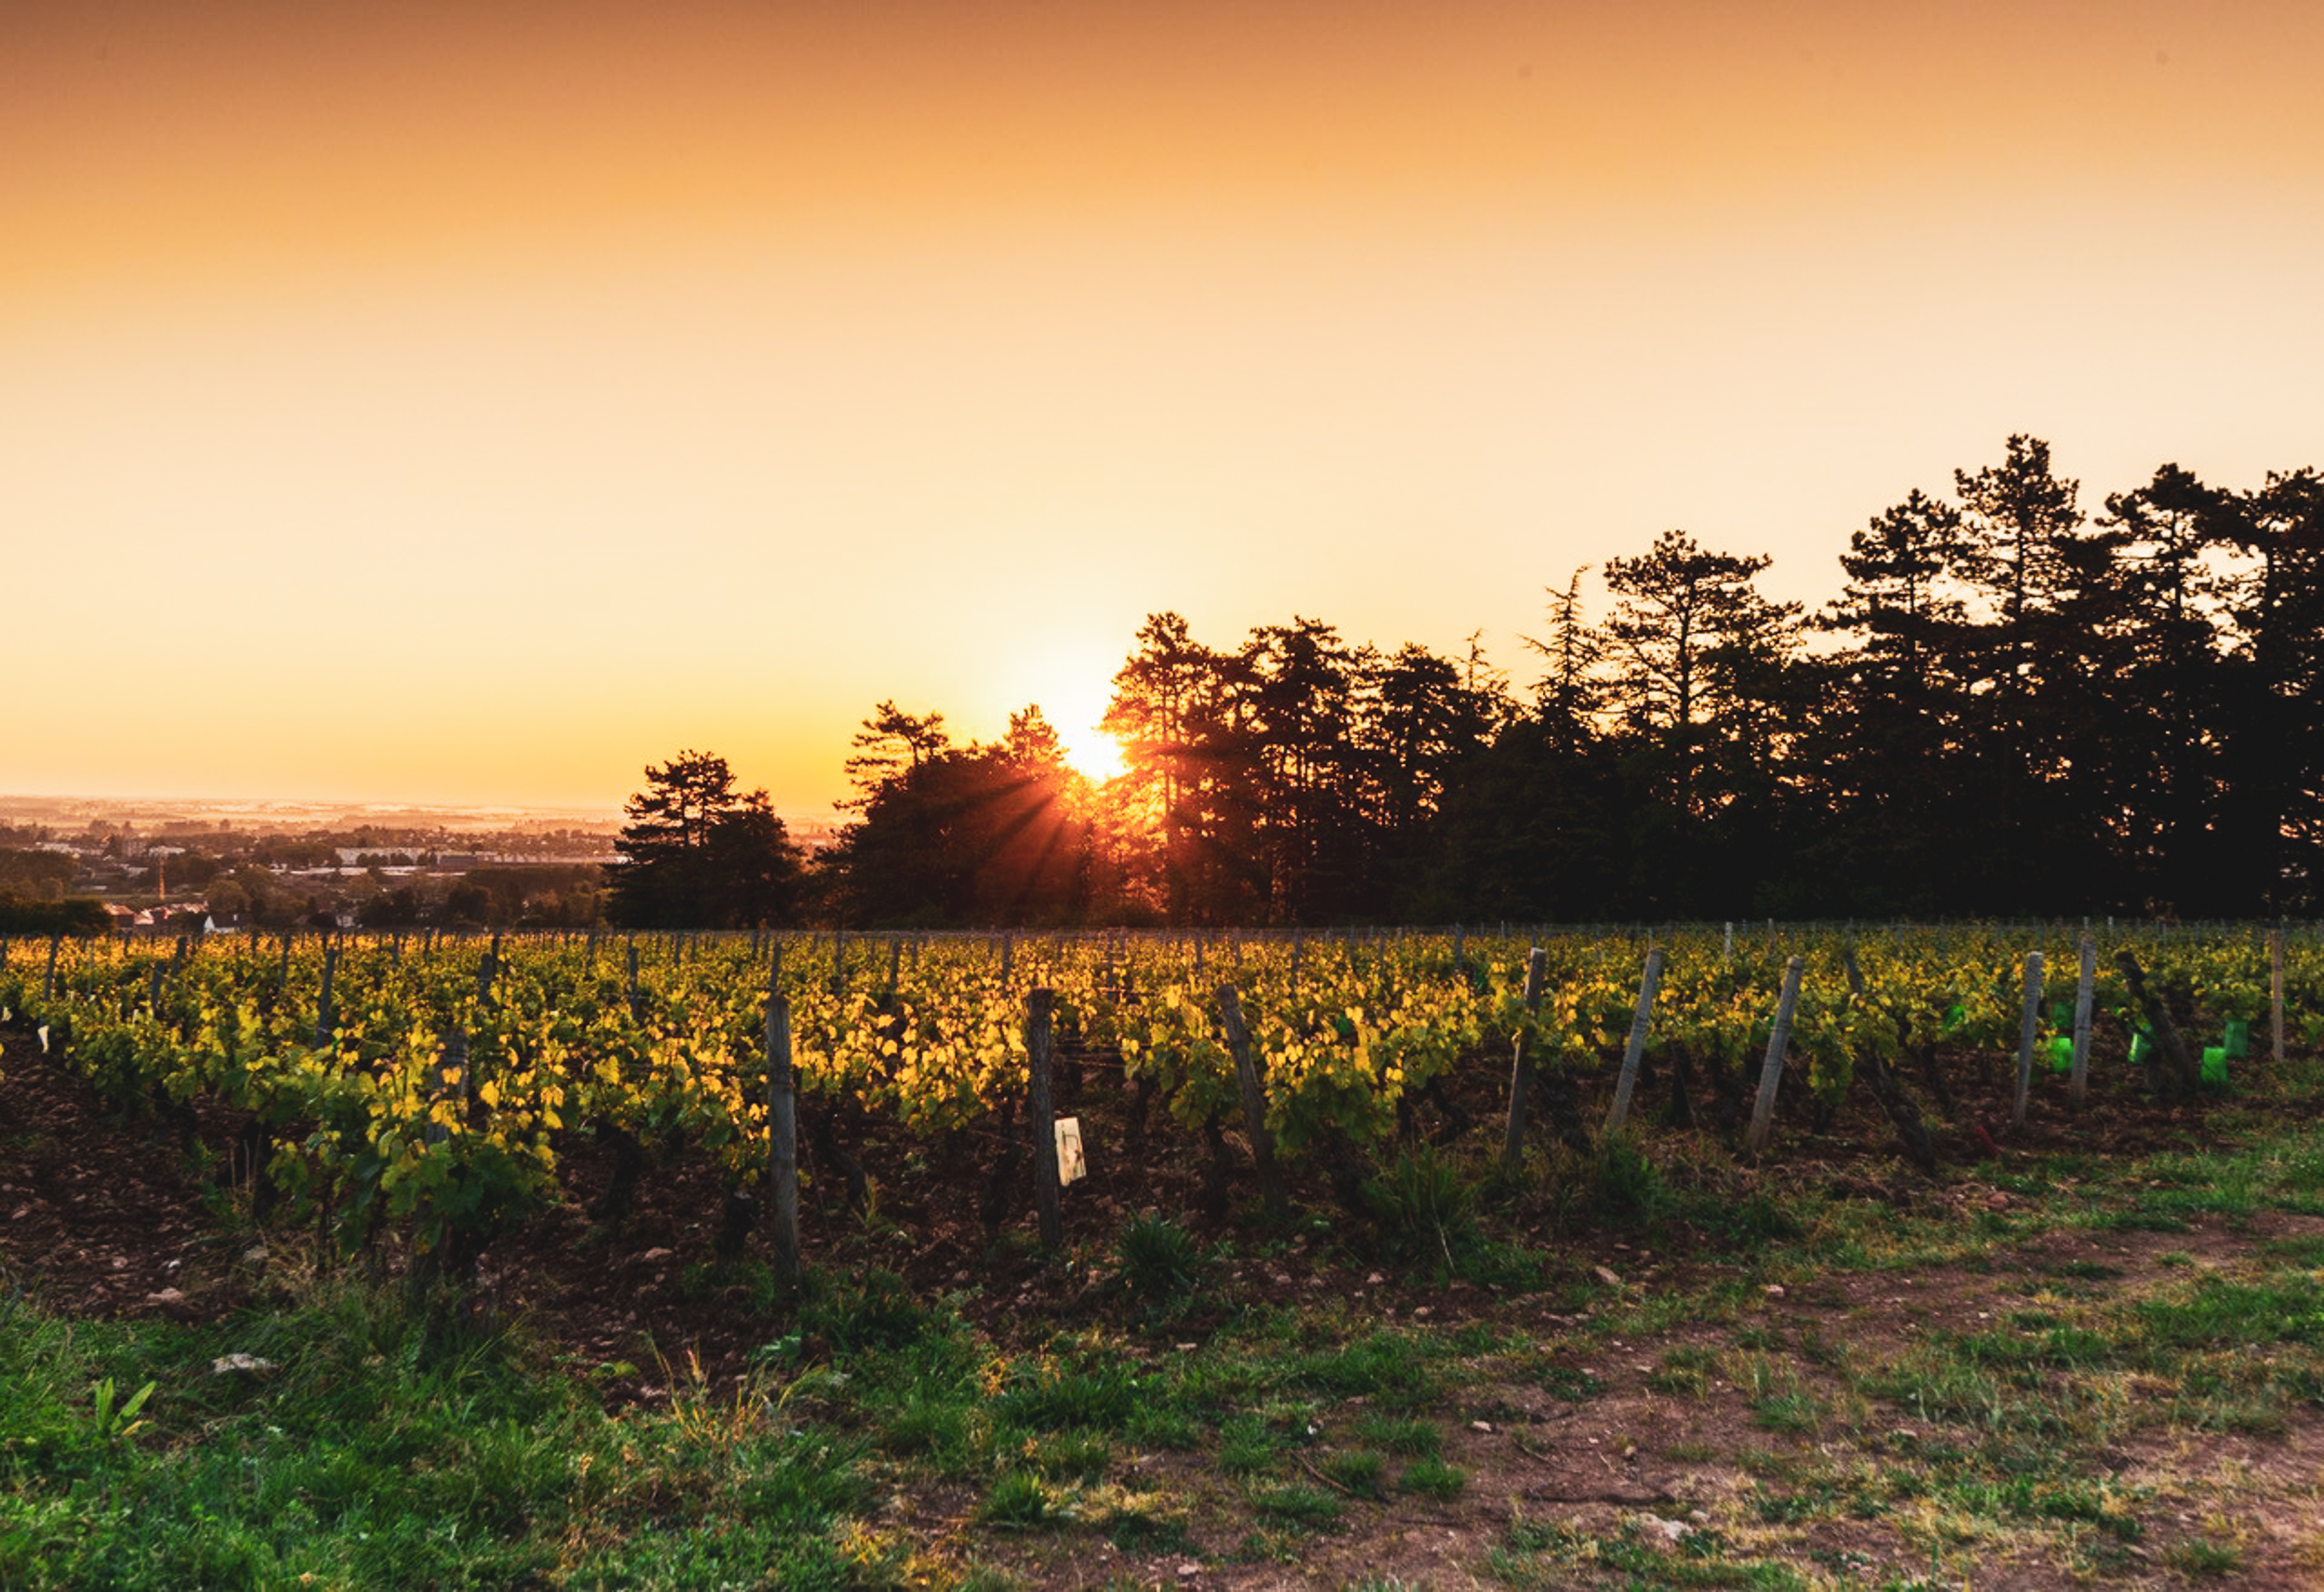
[1177,1563,1200,1579]
[1644,1516,1688,1543]
[243,1247,269,1266]
[639,1247,675,1263]
[1593,1266,1621,1287]
[1763,1283,1786,1299]
[1366,1272,1385,1285]
[145,1288,186,1306]
[1471,1420,1493,1433]
[1687,1509,1710,1524]
[210,1353,278,1376]
[1412,1305,1432,1317]
[1175,1342,1198,1352]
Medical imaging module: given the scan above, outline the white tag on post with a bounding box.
[1054,1117,1086,1187]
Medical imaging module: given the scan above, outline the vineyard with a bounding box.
[2,922,2314,1291]
[7,923,2324,1589]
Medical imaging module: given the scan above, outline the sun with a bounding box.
[1056,712,1127,783]
[1035,678,1127,783]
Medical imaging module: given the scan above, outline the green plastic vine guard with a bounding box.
[2222,1020,2250,1060]
[2049,1035,2074,1072]
[2201,1046,2229,1085]
[2129,1027,2155,1065]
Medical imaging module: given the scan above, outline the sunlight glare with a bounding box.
[1059,720,1127,783]
[1030,676,1127,783]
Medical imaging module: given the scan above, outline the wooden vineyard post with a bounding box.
[313,941,338,1049]
[1500,947,1549,1172]
[2270,928,2286,1068]
[1745,956,1805,1156]
[1603,947,1666,1136]
[1214,984,1284,1213]
[2070,936,2096,1109]
[2012,951,2045,1131]
[1027,989,1063,1252]
[764,954,800,1286]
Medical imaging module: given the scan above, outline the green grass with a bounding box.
[979,1470,1058,1530]
[9,1021,2324,1591]
[0,1278,876,1591]
[1647,1343,1720,1395]
[2166,1537,2244,1576]
[1319,1448,1388,1498]
[1248,1482,1341,1532]
[1353,1413,1441,1456]
[1398,1454,1467,1499]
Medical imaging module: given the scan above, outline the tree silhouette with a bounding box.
[1600,529,1801,827]
[826,707,1100,928]
[606,751,805,928]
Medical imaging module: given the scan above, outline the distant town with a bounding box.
[0,793,842,934]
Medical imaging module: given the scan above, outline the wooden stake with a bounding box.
[1028,988,1063,1251]
[765,958,800,1285]
[1745,957,1805,1156]
[1603,947,1666,1136]
[2270,928,2286,1068]
[1500,947,1550,1171]
[2012,951,2044,1131]
[314,941,338,1049]
[2070,936,2095,1109]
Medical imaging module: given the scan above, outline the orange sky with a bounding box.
[7,0,2322,817]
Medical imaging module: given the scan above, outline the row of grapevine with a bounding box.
[3,923,2316,1274]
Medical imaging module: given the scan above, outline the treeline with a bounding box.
[607,437,2323,928]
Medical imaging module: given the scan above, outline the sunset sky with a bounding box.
[7,0,2321,819]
